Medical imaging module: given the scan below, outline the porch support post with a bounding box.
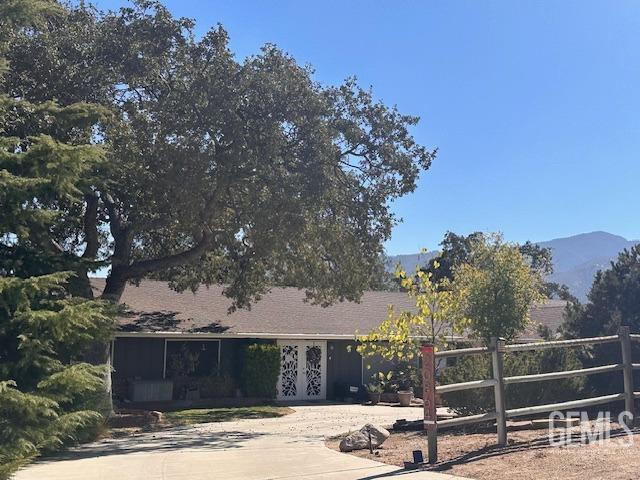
[421,344,437,464]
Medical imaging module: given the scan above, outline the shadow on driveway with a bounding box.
[36,427,266,463]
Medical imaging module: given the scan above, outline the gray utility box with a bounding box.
[128,380,173,402]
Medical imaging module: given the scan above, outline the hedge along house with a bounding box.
[92,279,567,403]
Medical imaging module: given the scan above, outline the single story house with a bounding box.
[92,279,567,403]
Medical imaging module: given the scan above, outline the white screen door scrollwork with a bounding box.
[276,340,326,401]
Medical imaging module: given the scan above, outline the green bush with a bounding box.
[199,373,236,398]
[439,348,585,416]
[241,344,280,398]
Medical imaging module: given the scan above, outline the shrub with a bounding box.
[439,348,585,416]
[382,361,422,393]
[199,373,236,398]
[171,373,236,400]
[241,344,280,398]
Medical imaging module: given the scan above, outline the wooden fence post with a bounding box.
[421,344,437,463]
[619,326,636,424]
[490,337,507,446]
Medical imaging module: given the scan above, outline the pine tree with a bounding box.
[0,274,114,479]
[0,2,115,477]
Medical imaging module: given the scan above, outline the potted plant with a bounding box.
[397,387,413,407]
[394,365,414,407]
[366,379,384,405]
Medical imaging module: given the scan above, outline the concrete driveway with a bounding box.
[16,403,465,480]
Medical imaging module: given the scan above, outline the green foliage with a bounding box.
[241,344,281,398]
[357,262,467,363]
[198,373,236,399]
[455,234,545,342]
[365,377,384,394]
[357,262,466,393]
[0,0,62,74]
[439,348,585,416]
[0,274,114,479]
[422,232,553,283]
[4,0,434,304]
[0,274,114,387]
[562,246,640,338]
[387,361,421,392]
[561,246,640,394]
[0,5,115,476]
[422,231,571,301]
[1,1,109,298]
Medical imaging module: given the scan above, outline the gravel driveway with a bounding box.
[16,403,465,480]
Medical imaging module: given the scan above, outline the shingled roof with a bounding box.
[91,279,567,340]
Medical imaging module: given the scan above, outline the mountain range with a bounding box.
[387,231,639,301]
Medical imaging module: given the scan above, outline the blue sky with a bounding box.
[95,0,640,254]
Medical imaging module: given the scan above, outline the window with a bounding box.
[164,340,220,378]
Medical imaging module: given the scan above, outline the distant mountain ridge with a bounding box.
[387,231,639,301]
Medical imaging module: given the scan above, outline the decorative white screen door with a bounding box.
[276,340,326,401]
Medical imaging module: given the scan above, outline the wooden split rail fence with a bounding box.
[421,326,640,463]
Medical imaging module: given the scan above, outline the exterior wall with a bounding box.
[112,337,165,380]
[112,336,276,400]
[327,340,363,399]
[112,337,165,399]
[115,336,426,402]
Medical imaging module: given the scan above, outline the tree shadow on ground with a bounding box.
[428,425,640,473]
[35,427,266,464]
[349,426,640,479]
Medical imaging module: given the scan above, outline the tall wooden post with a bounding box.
[490,337,507,446]
[421,344,437,463]
[619,326,636,424]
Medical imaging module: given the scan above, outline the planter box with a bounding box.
[380,392,399,403]
[368,392,382,405]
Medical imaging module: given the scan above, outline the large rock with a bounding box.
[339,424,390,452]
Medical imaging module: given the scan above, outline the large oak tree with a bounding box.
[3,1,434,306]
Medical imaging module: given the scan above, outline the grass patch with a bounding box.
[164,405,294,426]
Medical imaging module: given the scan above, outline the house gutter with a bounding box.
[113,331,467,341]
[114,331,361,340]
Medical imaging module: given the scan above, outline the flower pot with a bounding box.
[368,392,381,405]
[398,390,412,407]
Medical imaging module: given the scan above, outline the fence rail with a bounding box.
[504,363,623,385]
[434,346,490,358]
[435,378,497,393]
[421,326,638,464]
[504,335,619,352]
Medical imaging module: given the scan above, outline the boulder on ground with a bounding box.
[145,410,163,423]
[339,423,390,452]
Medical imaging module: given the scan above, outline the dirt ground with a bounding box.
[327,421,640,480]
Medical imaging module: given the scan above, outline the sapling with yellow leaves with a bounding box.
[356,258,469,367]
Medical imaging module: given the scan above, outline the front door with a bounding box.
[276,340,327,401]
